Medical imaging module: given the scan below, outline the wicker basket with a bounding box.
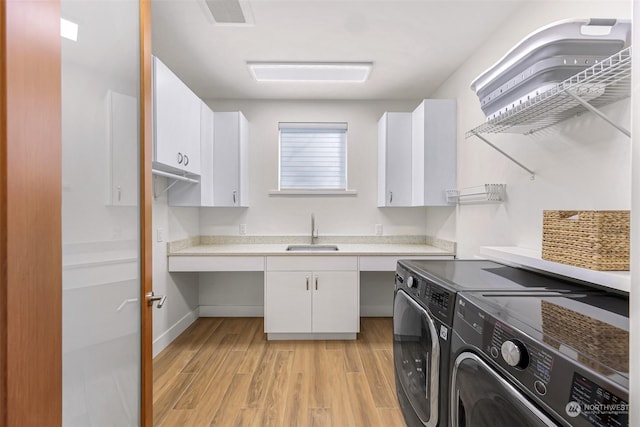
[541,300,628,374]
[542,210,630,271]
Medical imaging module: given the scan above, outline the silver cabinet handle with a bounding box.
[117,186,121,202]
[184,154,189,166]
[306,277,309,291]
[233,191,237,204]
[389,191,393,204]
[315,277,318,290]
[146,291,166,309]
[177,152,184,164]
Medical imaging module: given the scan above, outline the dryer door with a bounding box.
[393,290,440,427]
[451,352,560,427]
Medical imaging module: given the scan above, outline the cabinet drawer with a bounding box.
[266,256,358,271]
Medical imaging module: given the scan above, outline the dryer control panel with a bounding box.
[395,264,455,325]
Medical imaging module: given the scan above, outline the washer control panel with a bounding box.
[455,294,629,427]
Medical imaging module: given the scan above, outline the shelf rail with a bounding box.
[446,184,506,204]
[151,168,199,198]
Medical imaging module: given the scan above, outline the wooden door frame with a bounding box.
[0,1,153,425]
[140,1,153,426]
[1,0,62,425]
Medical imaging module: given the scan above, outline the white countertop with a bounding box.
[480,246,630,294]
[169,242,454,257]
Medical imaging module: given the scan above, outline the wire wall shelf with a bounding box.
[466,47,631,137]
[446,184,506,204]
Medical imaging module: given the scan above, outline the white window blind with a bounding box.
[279,122,347,190]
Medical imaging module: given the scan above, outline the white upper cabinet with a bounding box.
[378,100,457,207]
[106,90,138,206]
[152,56,201,175]
[168,102,214,206]
[378,112,413,207]
[412,99,457,206]
[213,111,249,207]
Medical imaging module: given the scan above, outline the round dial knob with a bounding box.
[407,276,417,288]
[501,339,529,369]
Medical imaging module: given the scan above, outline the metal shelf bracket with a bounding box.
[470,131,536,180]
[565,91,631,138]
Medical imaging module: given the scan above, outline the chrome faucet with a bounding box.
[311,213,318,244]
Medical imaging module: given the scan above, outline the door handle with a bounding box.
[146,291,166,309]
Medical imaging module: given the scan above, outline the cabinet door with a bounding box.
[106,90,138,206]
[412,99,456,206]
[167,101,213,206]
[153,56,200,174]
[213,112,241,206]
[378,112,412,207]
[181,90,201,175]
[265,272,312,333]
[312,271,359,333]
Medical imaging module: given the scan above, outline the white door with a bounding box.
[213,112,240,206]
[312,271,359,333]
[61,0,152,425]
[153,57,200,174]
[265,271,312,333]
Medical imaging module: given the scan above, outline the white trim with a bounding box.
[267,332,357,340]
[199,305,264,317]
[269,189,357,196]
[279,122,348,130]
[153,307,199,357]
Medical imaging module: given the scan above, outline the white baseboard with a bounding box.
[199,305,264,317]
[267,332,357,341]
[153,307,199,358]
[360,305,393,317]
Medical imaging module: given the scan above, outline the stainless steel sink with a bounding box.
[286,244,339,252]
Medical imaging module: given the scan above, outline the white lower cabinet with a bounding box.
[264,256,359,339]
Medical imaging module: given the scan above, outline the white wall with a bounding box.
[152,178,200,356]
[630,1,639,424]
[200,99,429,237]
[428,1,632,259]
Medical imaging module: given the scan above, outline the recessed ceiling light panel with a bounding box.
[247,62,373,83]
[60,18,78,41]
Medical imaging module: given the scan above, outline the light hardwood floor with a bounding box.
[153,317,405,427]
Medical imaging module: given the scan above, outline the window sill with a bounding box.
[269,189,358,196]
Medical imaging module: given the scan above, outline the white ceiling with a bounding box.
[152,0,527,100]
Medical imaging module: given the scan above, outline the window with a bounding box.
[278,122,348,191]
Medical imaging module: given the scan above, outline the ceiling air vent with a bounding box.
[202,0,254,25]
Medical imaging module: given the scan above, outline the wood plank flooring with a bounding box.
[153,317,405,427]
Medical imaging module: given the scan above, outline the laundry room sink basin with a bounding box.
[286,244,339,252]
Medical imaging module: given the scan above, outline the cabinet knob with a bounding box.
[177,152,184,164]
